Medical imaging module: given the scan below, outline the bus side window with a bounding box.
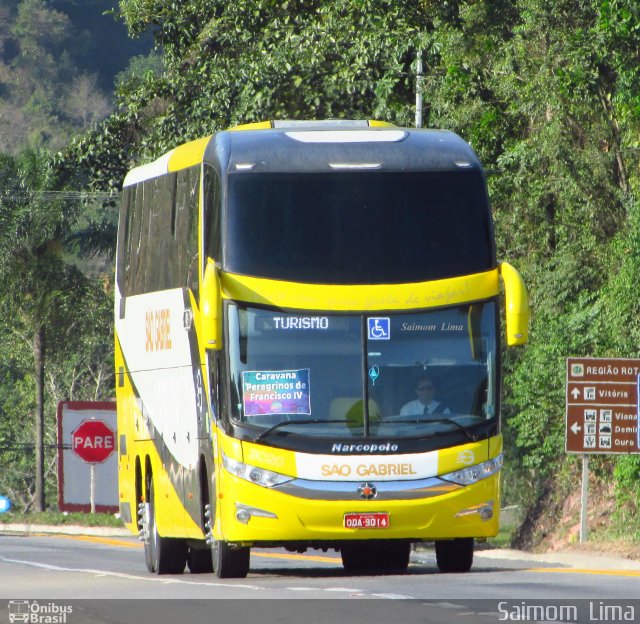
[116,186,132,297]
[135,179,152,293]
[203,165,222,264]
[128,182,145,295]
[154,173,177,292]
[175,166,200,297]
[136,176,171,293]
[186,167,199,296]
[148,177,162,291]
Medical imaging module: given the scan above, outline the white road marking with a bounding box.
[0,557,261,590]
[0,555,412,599]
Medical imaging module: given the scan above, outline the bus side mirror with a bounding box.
[500,262,529,346]
[201,260,222,350]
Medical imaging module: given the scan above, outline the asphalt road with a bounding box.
[0,533,638,624]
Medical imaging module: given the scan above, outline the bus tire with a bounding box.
[341,543,371,572]
[145,479,187,575]
[187,546,213,574]
[212,540,250,578]
[435,538,474,573]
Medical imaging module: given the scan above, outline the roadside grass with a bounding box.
[483,506,522,549]
[486,528,514,549]
[0,511,124,527]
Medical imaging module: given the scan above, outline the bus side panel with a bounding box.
[115,288,205,539]
[116,333,187,538]
[115,333,137,535]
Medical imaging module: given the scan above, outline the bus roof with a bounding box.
[123,121,482,187]
[209,125,482,176]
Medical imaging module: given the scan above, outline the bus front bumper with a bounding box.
[214,472,500,544]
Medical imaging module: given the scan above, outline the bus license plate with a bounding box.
[344,512,390,529]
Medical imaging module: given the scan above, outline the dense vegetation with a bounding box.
[0,0,152,510]
[1,0,639,544]
[0,0,153,154]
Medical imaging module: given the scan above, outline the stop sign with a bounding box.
[71,420,116,464]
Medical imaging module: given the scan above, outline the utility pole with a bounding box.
[415,52,423,128]
[34,327,45,512]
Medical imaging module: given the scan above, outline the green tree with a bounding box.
[67,0,444,187]
[0,0,113,154]
[0,148,111,511]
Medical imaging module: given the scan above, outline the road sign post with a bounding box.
[566,358,640,543]
[90,465,96,514]
[580,454,589,543]
[71,419,116,513]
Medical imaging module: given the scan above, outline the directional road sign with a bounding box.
[566,357,640,454]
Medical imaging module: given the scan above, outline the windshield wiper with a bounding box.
[378,417,476,441]
[254,419,349,443]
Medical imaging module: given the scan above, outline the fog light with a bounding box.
[455,500,494,521]
[236,508,251,524]
[479,507,493,520]
[235,502,278,524]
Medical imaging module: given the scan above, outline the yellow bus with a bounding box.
[114,120,528,577]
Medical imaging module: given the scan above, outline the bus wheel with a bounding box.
[435,538,474,573]
[341,542,372,571]
[212,540,250,578]
[187,546,213,574]
[144,479,187,575]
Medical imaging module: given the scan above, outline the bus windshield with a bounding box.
[226,302,497,443]
[224,171,494,284]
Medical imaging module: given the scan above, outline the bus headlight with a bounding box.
[441,454,503,486]
[222,453,293,488]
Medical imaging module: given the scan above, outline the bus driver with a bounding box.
[400,374,451,417]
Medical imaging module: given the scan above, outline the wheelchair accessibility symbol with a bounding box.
[368,317,390,340]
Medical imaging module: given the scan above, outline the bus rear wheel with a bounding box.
[435,538,474,573]
[212,540,250,578]
[144,479,187,575]
[341,542,411,573]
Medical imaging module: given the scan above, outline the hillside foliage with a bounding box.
[0,0,153,154]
